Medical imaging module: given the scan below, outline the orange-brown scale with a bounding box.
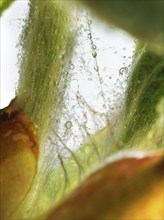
[0,97,39,162]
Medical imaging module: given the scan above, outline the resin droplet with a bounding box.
[65,121,72,129]
[119,67,128,75]
[88,20,92,25]
[92,51,97,58]
[70,64,74,70]
[94,66,99,72]
[92,45,96,50]
[88,33,92,39]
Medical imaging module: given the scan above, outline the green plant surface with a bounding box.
[17,0,76,144]
[82,0,164,55]
[119,47,164,148]
[0,0,15,16]
[9,1,77,219]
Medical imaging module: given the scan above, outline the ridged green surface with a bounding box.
[17,0,75,143]
[12,1,77,219]
[119,48,164,148]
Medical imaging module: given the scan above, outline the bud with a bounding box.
[0,98,39,219]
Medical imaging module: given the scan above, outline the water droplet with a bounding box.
[119,67,128,75]
[99,78,103,84]
[88,20,92,25]
[81,57,85,64]
[94,66,99,72]
[92,45,96,50]
[123,47,126,51]
[70,64,74,70]
[92,51,97,58]
[58,54,64,59]
[65,121,72,129]
[88,33,92,39]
